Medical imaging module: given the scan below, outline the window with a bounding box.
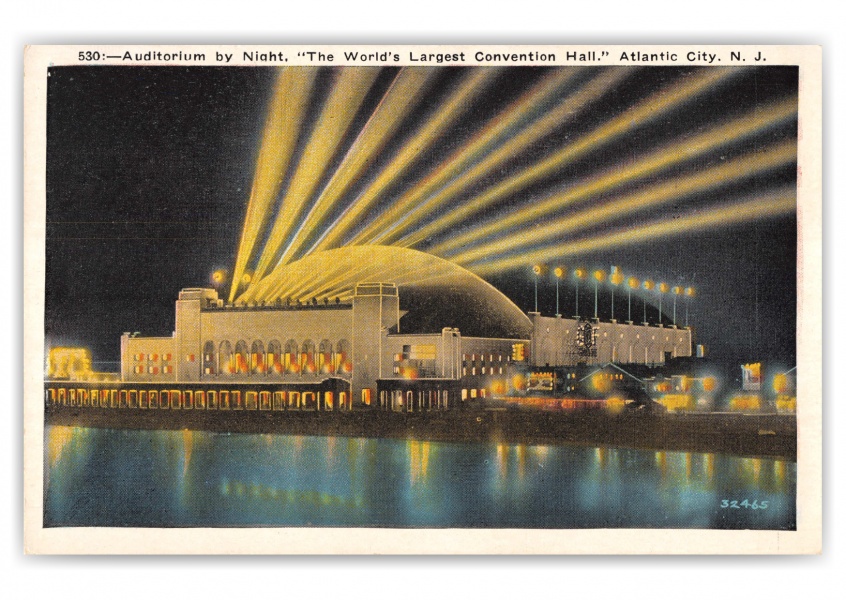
[148,366,159,375]
[186,354,195,362]
[134,365,144,375]
[163,365,173,374]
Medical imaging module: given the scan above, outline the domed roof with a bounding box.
[239,246,532,339]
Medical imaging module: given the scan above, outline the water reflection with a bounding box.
[44,426,796,530]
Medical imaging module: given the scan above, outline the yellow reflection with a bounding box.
[656,451,667,480]
[182,429,193,477]
[47,426,77,469]
[408,440,432,485]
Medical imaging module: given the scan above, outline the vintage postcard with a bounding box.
[23,44,821,554]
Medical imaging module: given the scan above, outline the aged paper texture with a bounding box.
[23,44,822,554]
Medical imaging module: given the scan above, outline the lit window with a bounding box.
[463,367,467,376]
[472,367,476,376]
[148,366,159,375]
[163,365,173,374]
[151,353,159,362]
[163,353,172,361]
[134,365,143,374]
[186,354,195,362]
[470,389,477,398]
[482,367,486,374]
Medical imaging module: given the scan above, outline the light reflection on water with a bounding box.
[44,426,796,529]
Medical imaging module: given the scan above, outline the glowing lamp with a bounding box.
[574,268,587,280]
[642,279,654,291]
[593,269,607,282]
[658,282,669,294]
[211,269,227,285]
[685,287,696,297]
[610,271,624,286]
[672,286,683,295]
[628,276,640,289]
[532,264,543,275]
[554,266,565,278]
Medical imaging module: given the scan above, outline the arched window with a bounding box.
[284,339,299,373]
[251,340,265,374]
[267,339,282,374]
[203,341,216,375]
[319,339,333,373]
[219,341,233,375]
[301,339,316,374]
[235,340,249,374]
[336,338,352,374]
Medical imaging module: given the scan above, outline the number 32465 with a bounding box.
[721,499,769,509]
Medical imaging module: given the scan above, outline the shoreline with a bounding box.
[45,407,797,462]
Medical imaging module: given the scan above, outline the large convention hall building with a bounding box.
[116,247,693,412]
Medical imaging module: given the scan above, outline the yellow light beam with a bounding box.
[249,67,382,285]
[277,67,441,266]
[399,67,740,250]
[303,67,503,256]
[352,67,621,245]
[449,140,796,265]
[228,68,318,302]
[430,95,797,257]
[469,189,796,276]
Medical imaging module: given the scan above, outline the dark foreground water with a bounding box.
[44,426,796,529]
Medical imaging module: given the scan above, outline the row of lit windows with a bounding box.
[46,387,351,411]
[133,352,173,362]
[134,365,173,375]
[462,366,505,376]
[461,353,505,364]
[461,388,488,400]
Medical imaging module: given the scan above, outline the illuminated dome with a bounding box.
[238,246,532,338]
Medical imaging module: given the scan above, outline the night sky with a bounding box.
[45,65,798,373]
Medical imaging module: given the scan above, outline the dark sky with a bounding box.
[45,65,797,371]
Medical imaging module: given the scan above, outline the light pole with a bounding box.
[627,276,640,323]
[610,267,623,321]
[531,264,544,313]
[574,268,586,318]
[642,279,654,323]
[672,286,682,325]
[554,267,565,316]
[658,282,669,324]
[593,269,606,319]
[685,286,696,326]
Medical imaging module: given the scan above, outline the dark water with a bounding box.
[44,426,796,529]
